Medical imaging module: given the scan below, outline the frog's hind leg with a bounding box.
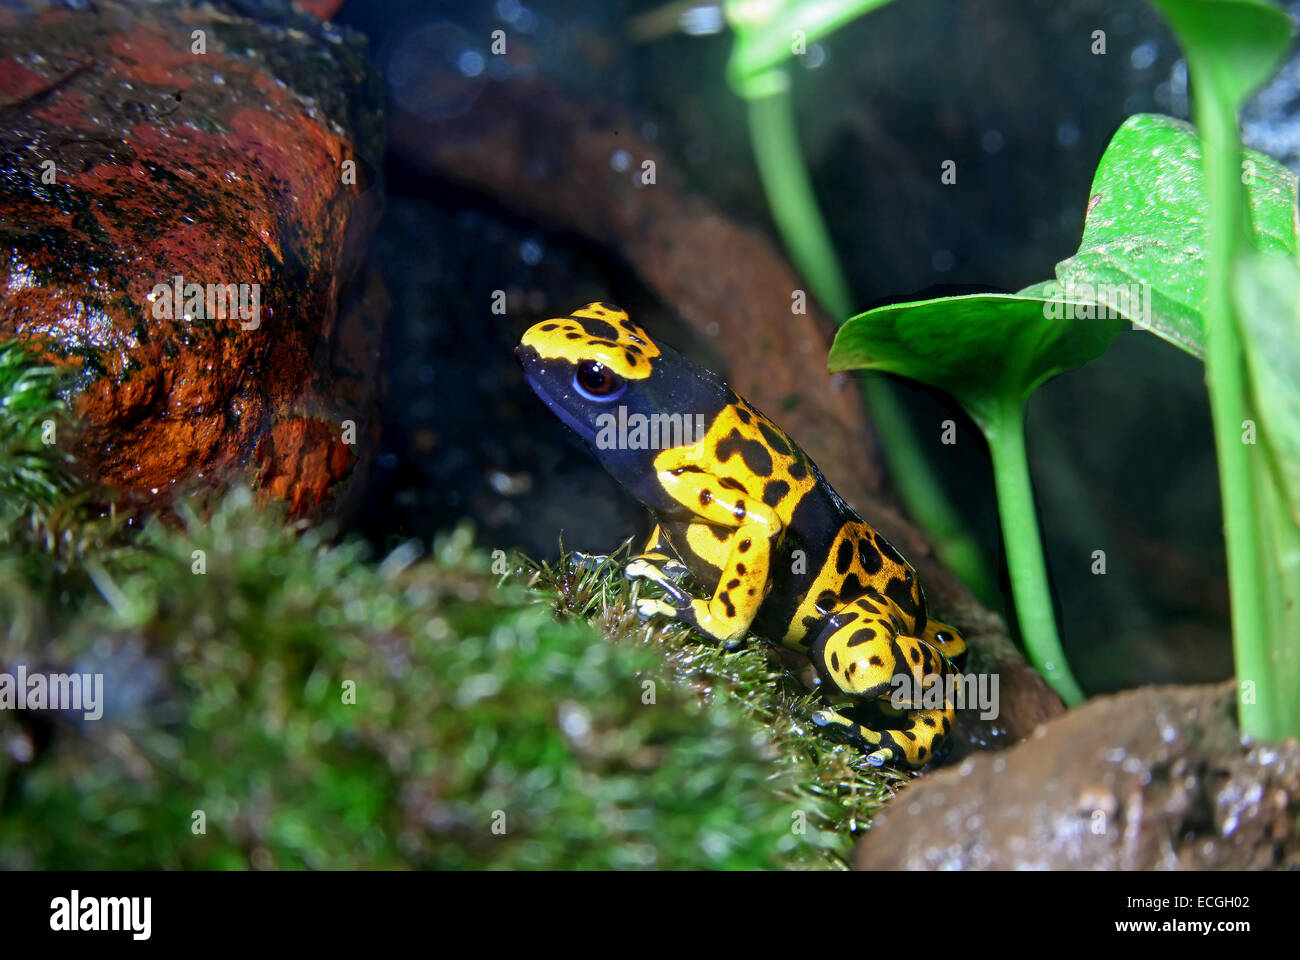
[807,596,960,768]
[922,618,968,671]
[810,704,954,768]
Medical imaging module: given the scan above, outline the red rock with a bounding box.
[0,0,385,519]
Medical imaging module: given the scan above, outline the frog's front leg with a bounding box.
[629,464,780,645]
[624,524,692,604]
[808,597,962,768]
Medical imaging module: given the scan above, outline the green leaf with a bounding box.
[1149,0,1293,110]
[1055,113,1299,359]
[827,291,1124,430]
[725,0,896,99]
[1234,250,1300,526]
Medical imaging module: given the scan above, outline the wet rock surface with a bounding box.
[0,0,385,517]
[856,682,1300,869]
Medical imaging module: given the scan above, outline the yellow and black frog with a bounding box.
[517,302,968,768]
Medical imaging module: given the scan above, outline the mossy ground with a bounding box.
[0,342,905,869]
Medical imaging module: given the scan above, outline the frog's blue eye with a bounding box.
[574,360,626,402]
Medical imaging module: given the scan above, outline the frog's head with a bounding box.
[516,302,730,504]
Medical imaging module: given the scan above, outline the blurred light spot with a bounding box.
[1057,120,1080,148]
[981,129,1004,154]
[387,21,486,120]
[681,3,725,36]
[610,148,632,172]
[489,470,532,495]
[1169,60,1189,117]
[932,249,955,272]
[520,238,543,265]
[1130,41,1157,71]
[799,43,827,69]
[6,732,34,763]
[699,830,732,860]
[514,8,539,32]
[457,49,485,78]
[558,701,592,740]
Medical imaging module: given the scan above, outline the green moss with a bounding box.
[2,494,824,868]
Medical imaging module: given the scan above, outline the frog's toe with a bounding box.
[624,557,659,581]
[625,559,690,604]
[634,596,680,621]
[811,707,867,733]
[863,747,894,767]
[572,551,614,572]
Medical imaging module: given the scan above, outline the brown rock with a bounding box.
[855,682,1300,869]
[0,0,385,518]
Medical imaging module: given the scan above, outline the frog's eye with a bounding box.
[574,360,626,401]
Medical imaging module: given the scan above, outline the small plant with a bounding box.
[828,0,1298,736]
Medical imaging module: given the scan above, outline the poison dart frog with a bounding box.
[517,302,968,768]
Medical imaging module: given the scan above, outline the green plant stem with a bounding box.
[744,86,996,605]
[1195,83,1274,739]
[982,399,1084,706]
[747,86,853,318]
[1254,459,1300,740]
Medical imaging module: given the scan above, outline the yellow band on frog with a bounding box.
[520,302,660,380]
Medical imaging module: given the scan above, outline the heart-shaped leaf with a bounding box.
[827,289,1124,430]
[1055,113,1299,359]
